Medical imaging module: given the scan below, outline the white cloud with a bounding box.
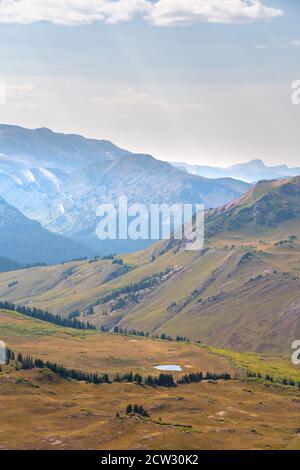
[291,40,300,47]
[0,0,151,25]
[147,0,283,27]
[0,0,283,26]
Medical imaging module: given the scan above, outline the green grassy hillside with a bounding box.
[206,176,300,238]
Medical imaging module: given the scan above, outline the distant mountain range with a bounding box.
[173,159,300,183]
[0,124,250,253]
[0,195,93,264]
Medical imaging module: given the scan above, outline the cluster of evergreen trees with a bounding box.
[89,254,114,264]
[246,370,300,388]
[107,326,150,337]
[6,347,14,363]
[90,254,119,262]
[94,268,172,307]
[114,371,143,384]
[11,350,110,384]
[114,371,231,388]
[178,371,231,384]
[150,332,190,343]
[112,258,124,266]
[7,281,18,288]
[111,297,129,312]
[280,377,299,387]
[175,335,190,342]
[0,301,95,331]
[101,325,190,343]
[100,254,115,260]
[152,333,173,341]
[145,373,176,387]
[89,254,129,271]
[125,404,150,417]
[68,310,81,320]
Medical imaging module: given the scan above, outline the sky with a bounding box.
[0,0,299,167]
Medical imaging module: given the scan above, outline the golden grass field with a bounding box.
[0,309,300,450]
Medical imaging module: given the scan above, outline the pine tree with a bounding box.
[126,404,133,414]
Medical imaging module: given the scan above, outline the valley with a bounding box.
[1,177,299,355]
[0,308,299,450]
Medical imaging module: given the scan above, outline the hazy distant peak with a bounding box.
[34,127,53,133]
[229,158,266,169]
[172,158,300,183]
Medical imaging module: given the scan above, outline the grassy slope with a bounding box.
[0,177,300,355]
[2,307,298,382]
[110,241,300,355]
[0,309,300,450]
[0,236,299,355]
[0,308,231,375]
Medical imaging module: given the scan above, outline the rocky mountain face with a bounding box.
[0,195,93,264]
[0,125,250,251]
[173,159,300,183]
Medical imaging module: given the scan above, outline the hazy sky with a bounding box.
[0,0,299,167]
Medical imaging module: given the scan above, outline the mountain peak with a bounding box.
[243,159,266,168]
[0,123,130,168]
[173,159,300,183]
[34,127,53,133]
[206,175,300,238]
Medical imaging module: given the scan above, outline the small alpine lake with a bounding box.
[154,364,182,371]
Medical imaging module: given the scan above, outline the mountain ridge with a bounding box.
[0,124,130,168]
[205,176,300,238]
[0,124,250,251]
[173,159,300,183]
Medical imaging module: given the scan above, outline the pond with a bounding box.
[154,364,182,371]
